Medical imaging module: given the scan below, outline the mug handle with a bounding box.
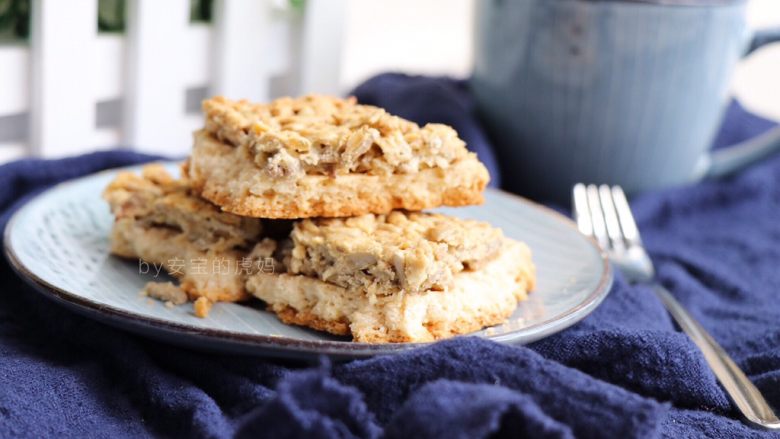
[700,28,780,179]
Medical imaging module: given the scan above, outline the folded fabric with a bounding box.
[0,76,778,438]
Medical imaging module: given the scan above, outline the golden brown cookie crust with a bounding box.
[247,239,535,343]
[109,218,251,302]
[104,166,536,342]
[103,165,262,303]
[273,305,351,336]
[188,130,489,219]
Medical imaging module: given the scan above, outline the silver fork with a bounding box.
[573,183,779,430]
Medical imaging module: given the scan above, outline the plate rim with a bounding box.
[3,163,613,358]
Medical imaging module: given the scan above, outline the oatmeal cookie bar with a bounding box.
[103,164,263,302]
[251,211,535,343]
[287,212,505,296]
[186,95,490,218]
[247,238,534,343]
[104,168,535,342]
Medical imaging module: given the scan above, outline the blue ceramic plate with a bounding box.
[4,163,612,359]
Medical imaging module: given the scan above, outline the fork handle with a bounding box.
[653,285,780,429]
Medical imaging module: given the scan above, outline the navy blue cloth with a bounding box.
[1,76,779,438]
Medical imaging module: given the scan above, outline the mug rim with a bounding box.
[577,0,746,6]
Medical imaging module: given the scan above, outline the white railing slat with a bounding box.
[123,0,192,154]
[184,23,213,88]
[91,128,122,150]
[299,0,346,95]
[94,34,125,102]
[0,142,27,163]
[29,0,99,157]
[211,0,274,102]
[0,44,29,116]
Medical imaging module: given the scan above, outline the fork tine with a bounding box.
[610,186,642,247]
[598,185,625,252]
[572,183,592,236]
[585,184,609,249]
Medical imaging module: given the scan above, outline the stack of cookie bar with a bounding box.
[103,95,536,343]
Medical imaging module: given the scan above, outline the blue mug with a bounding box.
[472,0,780,201]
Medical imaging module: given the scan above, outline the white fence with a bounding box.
[0,0,345,162]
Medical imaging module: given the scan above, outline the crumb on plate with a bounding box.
[143,281,188,306]
[194,297,213,318]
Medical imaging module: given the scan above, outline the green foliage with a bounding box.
[190,0,212,23]
[98,0,125,32]
[0,0,30,40]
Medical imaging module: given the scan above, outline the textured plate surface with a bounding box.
[5,163,612,359]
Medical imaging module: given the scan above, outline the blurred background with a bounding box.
[0,0,778,163]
